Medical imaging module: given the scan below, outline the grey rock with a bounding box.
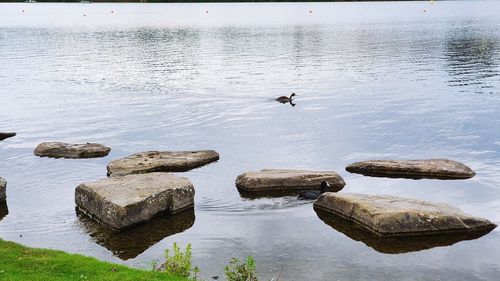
[315,208,496,254]
[235,169,345,193]
[0,177,6,200]
[346,159,475,179]
[75,172,194,231]
[314,193,496,237]
[34,142,111,159]
[107,150,219,177]
[0,132,16,141]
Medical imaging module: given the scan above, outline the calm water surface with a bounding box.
[1,2,500,280]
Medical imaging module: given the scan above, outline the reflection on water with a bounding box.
[237,189,306,199]
[445,29,498,93]
[0,201,8,222]
[77,209,195,260]
[315,208,495,254]
[344,170,473,180]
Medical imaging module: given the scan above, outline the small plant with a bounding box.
[224,256,259,281]
[154,242,200,280]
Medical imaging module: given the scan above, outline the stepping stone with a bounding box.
[315,208,495,254]
[34,142,111,159]
[0,177,6,200]
[106,150,219,177]
[235,169,345,194]
[346,159,475,179]
[75,172,194,231]
[0,132,16,141]
[77,208,195,260]
[314,193,496,237]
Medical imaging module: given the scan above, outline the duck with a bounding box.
[298,181,330,200]
[275,93,296,103]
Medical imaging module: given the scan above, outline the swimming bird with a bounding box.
[275,93,296,103]
[298,181,330,200]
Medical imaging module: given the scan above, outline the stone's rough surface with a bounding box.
[314,193,496,237]
[0,132,16,141]
[346,159,475,179]
[75,173,194,231]
[235,169,345,193]
[106,150,219,177]
[34,142,111,159]
[0,177,6,200]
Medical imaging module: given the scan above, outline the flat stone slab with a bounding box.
[346,159,475,179]
[315,208,495,254]
[0,177,6,200]
[106,150,219,177]
[314,193,496,237]
[75,172,194,231]
[34,142,111,159]
[0,132,16,141]
[235,169,345,193]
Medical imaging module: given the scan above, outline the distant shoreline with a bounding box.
[0,0,429,3]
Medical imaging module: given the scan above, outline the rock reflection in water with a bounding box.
[237,189,303,199]
[0,200,8,221]
[76,209,195,260]
[314,208,495,254]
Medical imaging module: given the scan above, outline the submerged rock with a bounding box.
[75,172,194,231]
[235,169,345,195]
[314,193,496,237]
[106,150,219,177]
[0,177,6,200]
[0,132,16,141]
[34,142,111,159]
[315,208,495,254]
[345,159,475,179]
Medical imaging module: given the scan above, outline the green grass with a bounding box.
[0,239,190,281]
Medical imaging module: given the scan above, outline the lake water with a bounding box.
[1,1,500,280]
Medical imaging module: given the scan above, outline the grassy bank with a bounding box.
[0,239,189,281]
